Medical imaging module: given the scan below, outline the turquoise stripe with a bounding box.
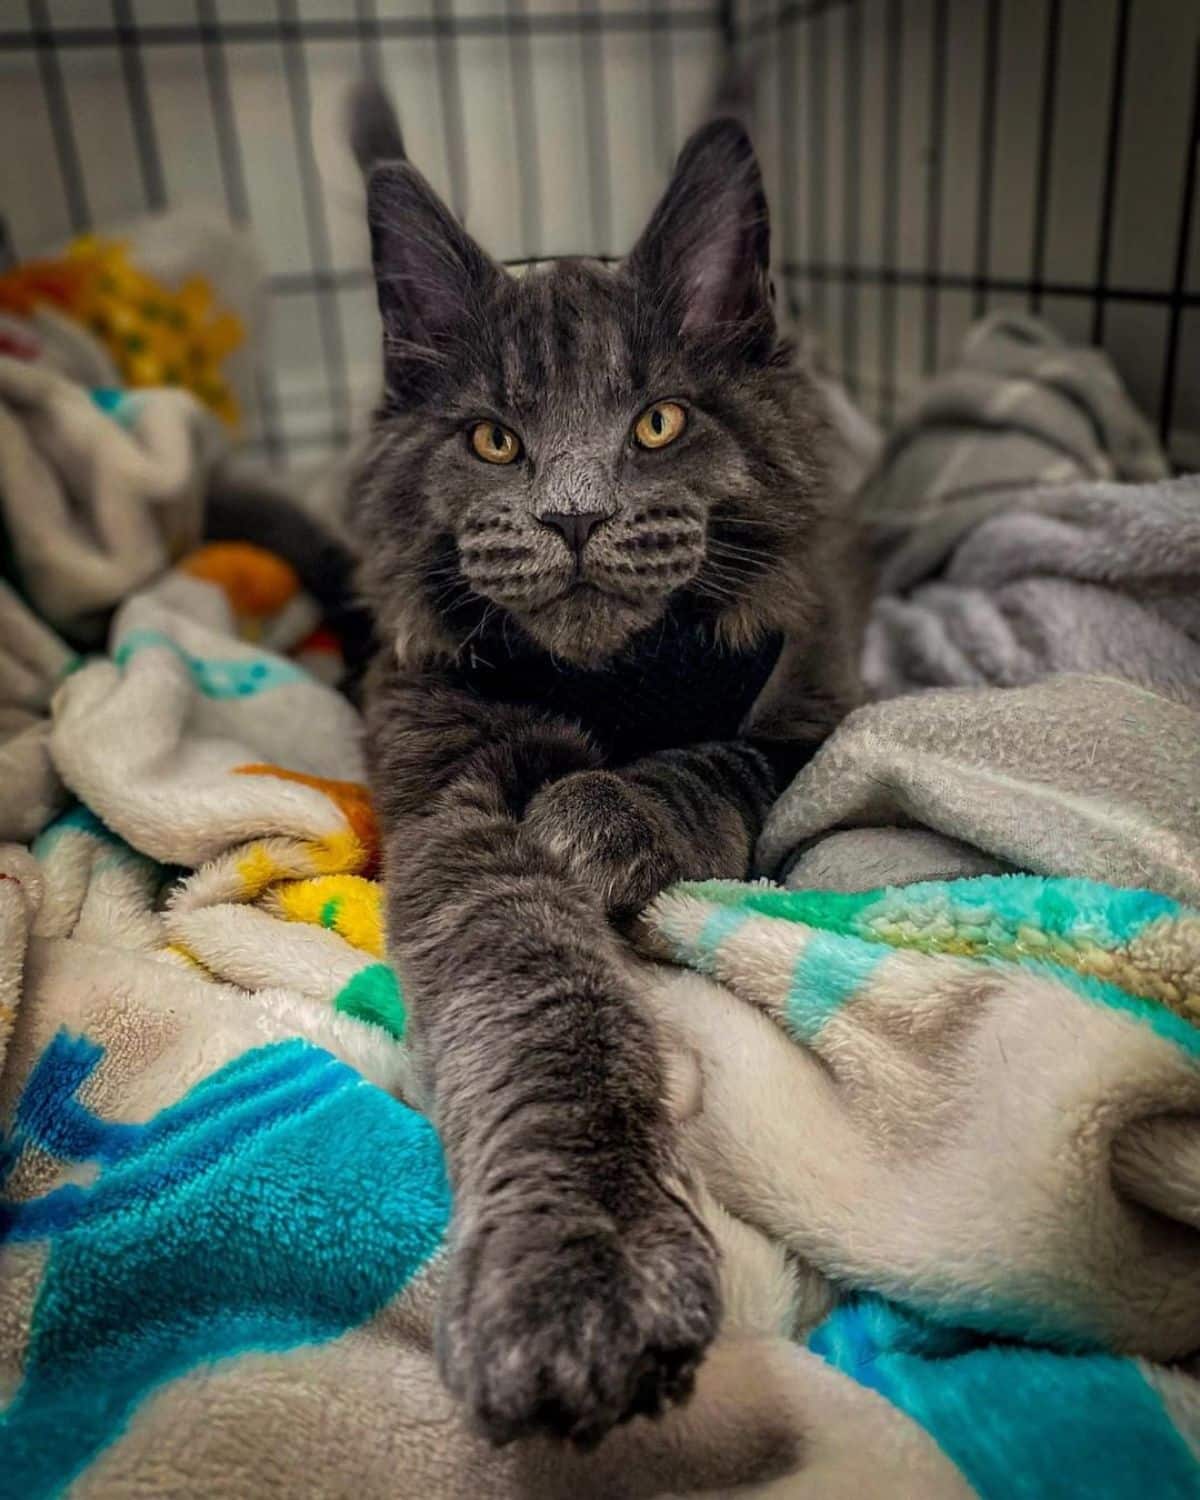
[810,1297,1200,1499]
[1020,959,1200,1062]
[674,874,1185,955]
[114,627,309,698]
[786,930,886,1040]
[32,802,128,859]
[0,1037,450,1498]
[90,388,141,429]
[688,904,751,973]
[882,875,1180,949]
[133,1038,332,1153]
[3,1045,349,1243]
[672,876,1200,1064]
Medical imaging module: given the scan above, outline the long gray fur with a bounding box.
[348,80,861,1447]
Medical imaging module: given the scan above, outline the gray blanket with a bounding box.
[762,314,1200,901]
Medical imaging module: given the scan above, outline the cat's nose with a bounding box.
[538,511,607,556]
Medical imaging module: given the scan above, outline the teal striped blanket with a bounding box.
[638,871,1200,1498]
[3,848,1198,1497]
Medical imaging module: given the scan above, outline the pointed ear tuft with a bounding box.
[366,162,501,385]
[347,78,407,176]
[626,118,772,336]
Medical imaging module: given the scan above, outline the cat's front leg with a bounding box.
[523,741,777,918]
[388,812,720,1445]
[368,676,721,1444]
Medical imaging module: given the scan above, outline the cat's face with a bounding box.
[356,121,824,667]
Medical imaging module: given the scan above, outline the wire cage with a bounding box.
[1,1,1197,472]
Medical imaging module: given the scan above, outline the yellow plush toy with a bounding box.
[0,235,244,428]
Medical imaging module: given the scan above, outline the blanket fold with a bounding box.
[765,313,1200,906]
[639,873,1200,1497]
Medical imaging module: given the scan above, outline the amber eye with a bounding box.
[634,401,686,450]
[470,421,521,465]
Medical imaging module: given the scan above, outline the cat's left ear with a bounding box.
[625,118,772,335]
[366,160,502,363]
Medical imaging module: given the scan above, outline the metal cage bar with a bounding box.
[2,1,1197,468]
[762,0,1200,465]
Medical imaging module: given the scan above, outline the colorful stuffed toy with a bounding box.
[0,235,244,426]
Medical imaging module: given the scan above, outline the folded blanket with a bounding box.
[856,314,1193,705]
[764,315,1200,901]
[0,357,220,647]
[865,472,1200,706]
[760,673,1200,903]
[640,873,1200,1497]
[857,311,1169,564]
[0,581,74,843]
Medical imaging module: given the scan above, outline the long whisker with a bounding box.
[690,575,742,606]
[707,540,770,566]
[708,515,788,532]
[429,579,476,615]
[704,553,760,579]
[460,601,499,652]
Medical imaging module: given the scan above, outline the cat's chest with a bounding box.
[451,607,784,764]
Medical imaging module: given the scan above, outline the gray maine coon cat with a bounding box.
[348,82,861,1448]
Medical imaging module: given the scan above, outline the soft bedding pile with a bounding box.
[1,308,1199,1498]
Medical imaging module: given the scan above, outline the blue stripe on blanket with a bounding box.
[810,1296,1200,1499]
[90,388,142,429]
[1020,960,1200,1062]
[0,1034,451,1499]
[0,1032,140,1174]
[690,904,750,971]
[32,802,124,851]
[114,627,309,697]
[31,802,142,870]
[787,931,886,1039]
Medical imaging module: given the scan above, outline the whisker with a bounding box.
[691,576,741,606]
[429,579,475,611]
[707,541,770,566]
[704,555,758,580]
[709,515,787,532]
[460,601,499,652]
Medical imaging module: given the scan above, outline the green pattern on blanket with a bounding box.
[333,962,407,1041]
[665,873,1200,1037]
[651,869,1200,1492]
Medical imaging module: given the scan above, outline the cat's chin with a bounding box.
[516,584,669,667]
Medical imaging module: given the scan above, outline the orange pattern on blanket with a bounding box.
[232,764,380,875]
[181,544,300,618]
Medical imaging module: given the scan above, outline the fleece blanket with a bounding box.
[767,313,1200,899]
[1,306,1199,1496]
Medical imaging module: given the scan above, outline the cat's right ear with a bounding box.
[366,162,500,373]
[625,117,771,339]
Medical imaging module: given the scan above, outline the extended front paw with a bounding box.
[437,1187,721,1446]
[524,770,685,917]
